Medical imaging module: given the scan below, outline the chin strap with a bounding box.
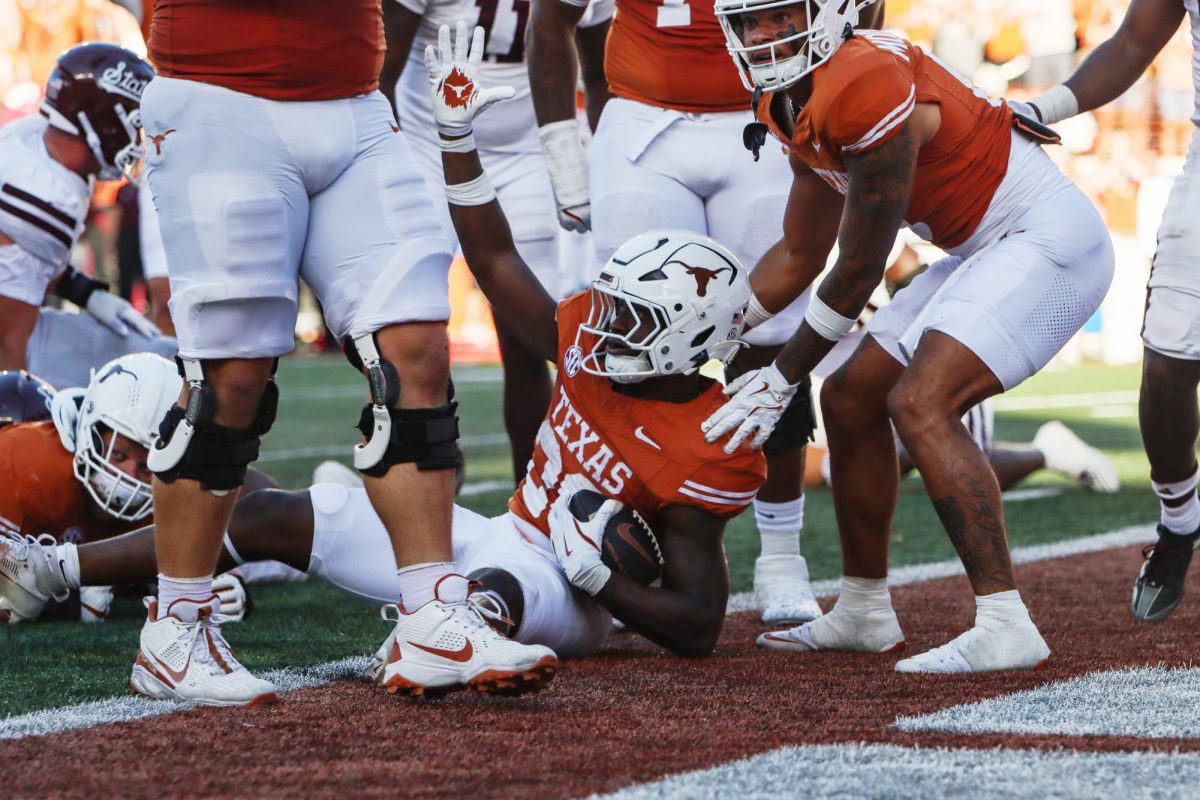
[743,86,769,162]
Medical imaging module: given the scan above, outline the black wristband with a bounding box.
[56,268,109,307]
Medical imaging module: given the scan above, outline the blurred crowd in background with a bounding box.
[0,0,1183,365]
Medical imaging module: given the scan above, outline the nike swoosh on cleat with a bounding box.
[409,639,473,662]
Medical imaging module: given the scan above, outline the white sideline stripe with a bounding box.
[1002,487,1063,502]
[1,523,1155,741]
[895,666,1200,739]
[258,432,508,463]
[994,389,1137,411]
[458,480,511,497]
[725,522,1156,613]
[589,742,1200,800]
[284,376,501,401]
[0,657,367,741]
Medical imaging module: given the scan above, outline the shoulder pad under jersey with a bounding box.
[0,117,89,266]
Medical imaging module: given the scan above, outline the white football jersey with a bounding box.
[394,0,614,152]
[0,116,90,268]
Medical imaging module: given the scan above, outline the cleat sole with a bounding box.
[466,656,559,696]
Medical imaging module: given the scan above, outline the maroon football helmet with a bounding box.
[0,370,55,428]
[40,42,155,181]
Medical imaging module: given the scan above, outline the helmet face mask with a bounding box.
[716,0,869,92]
[77,426,153,521]
[575,231,750,385]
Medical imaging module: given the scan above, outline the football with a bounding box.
[566,489,663,585]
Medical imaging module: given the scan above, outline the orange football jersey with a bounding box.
[0,422,139,543]
[149,0,384,101]
[509,293,767,539]
[758,31,1013,250]
[606,0,749,113]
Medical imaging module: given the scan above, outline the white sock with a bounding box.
[834,576,893,615]
[755,497,804,557]
[55,543,81,590]
[1154,469,1200,535]
[974,589,1031,629]
[396,561,455,610]
[156,574,213,620]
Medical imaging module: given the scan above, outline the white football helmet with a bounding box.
[62,353,182,521]
[576,230,750,384]
[716,0,875,91]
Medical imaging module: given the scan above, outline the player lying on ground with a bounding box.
[704,0,1115,672]
[0,356,266,624]
[0,44,174,390]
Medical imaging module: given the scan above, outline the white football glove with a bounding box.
[425,21,516,137]
[85,290,162,339]
[213,570,250,621]
[538,120,591,233]
[79,585,114,623]
[701,362,799,454]
[547,476,613,596]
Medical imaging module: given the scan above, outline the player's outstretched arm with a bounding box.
[594,506,730,658]
[1032,0,1184,123]
[429,23,559,361]
[747,155,842,325]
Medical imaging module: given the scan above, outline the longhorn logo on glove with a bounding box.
[441,67,475,109]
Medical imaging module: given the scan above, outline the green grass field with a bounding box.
[0,358,1155,717]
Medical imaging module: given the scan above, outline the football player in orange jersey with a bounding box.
[2,28,771,661]
[704,0,1115,672]
[527,0,872,628]
[0,353,253,623]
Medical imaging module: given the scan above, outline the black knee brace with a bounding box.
[147,358,278,494]
[348,333,459,477]
[763,375,816,456]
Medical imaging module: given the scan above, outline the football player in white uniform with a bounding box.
[0,43,172,388]
[380,0,612,480]
[1021,0,1200,622]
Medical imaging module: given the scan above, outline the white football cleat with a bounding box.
[1033,421,1119,493]
[754,554,824,625]
[894,620,1051,673]
[758,605,905,653]
[130,596,279,706]
[374,575,558,697]
[0,532,69,624]
[312,460,364,489]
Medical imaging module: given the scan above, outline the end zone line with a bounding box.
[0,523,1155,742]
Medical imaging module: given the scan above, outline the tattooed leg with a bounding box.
[889,331,1013,595]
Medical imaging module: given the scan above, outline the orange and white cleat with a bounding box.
[130,596,278,706]
[368,575,558,698]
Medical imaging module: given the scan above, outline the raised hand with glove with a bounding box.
[425,21,516,139]
[547,474,613,597]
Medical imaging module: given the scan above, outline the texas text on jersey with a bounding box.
[509,293,767,536]
[757,31,1013,250]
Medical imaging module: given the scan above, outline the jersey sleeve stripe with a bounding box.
[0,515,19,535]
[0,199,74,248]
[1,184,77,228]
[841,85,916,154]
[682,480,757,499]
[678,486,751,507]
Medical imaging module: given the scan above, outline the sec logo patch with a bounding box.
[564,345,583,377]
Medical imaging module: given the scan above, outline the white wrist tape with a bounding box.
[538,120,589,205]
[804,294,856,342]
[744,294,776,330]
[438,132,477,153]
[1029,84,1079,125]
[444,173,496,206]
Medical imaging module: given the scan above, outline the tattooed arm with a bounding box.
[774,122,919,383]
[594,506,729,658]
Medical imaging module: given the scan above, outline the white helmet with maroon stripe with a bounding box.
[575,231,750,384]
[716,0,876,91]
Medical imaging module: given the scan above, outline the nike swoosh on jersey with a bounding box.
[634,426,662,450]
